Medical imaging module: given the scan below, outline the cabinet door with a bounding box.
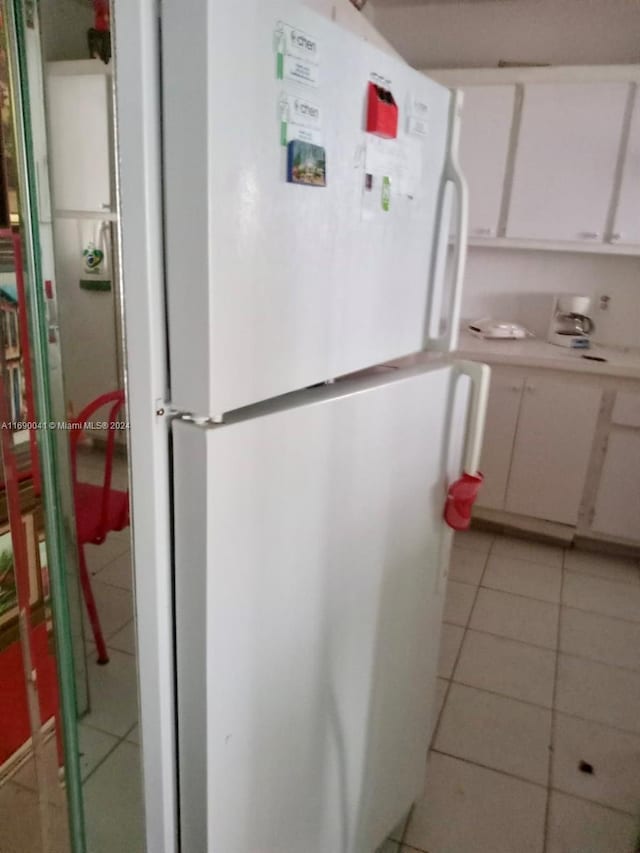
[459,85,515,240]
[611,87,640,246]
[591,430,640,542]
[476,372,523,511]
[47,70,112,213]
[505,378,601,525]
[612,391,640,427]
[506,83,628,243]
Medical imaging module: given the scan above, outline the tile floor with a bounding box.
[385,530,640,853]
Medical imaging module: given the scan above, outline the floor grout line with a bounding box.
[439,666,640,739]
[460,622,558,653]
[564,572,640,590]
[542,544,565,853]
[556,600,640,627]
[430,748,548,791]
[447,676,554,712]
[81,723,139,786]
[556,647,640,677]
[431,546,493,749]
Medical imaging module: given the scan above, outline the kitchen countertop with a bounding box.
[454,330,640,380]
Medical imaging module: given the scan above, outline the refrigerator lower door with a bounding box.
[173,364,469,853]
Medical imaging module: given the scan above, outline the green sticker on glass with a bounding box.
[381,176,391,212]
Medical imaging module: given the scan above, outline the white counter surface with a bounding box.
[454,330,640,380]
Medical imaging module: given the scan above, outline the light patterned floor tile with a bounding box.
[560,607,640,672]
[442,580,476,627]
[78,724,119,781]
[434,683,552,785]
[404,752,546,853]
[448,546,486,585]
[82,649,139,737]
[90,579,134,640]
[552,713,640,815]
[453,529,493,554]
[556,654,640,735]
[96,550,133,591]
[483,554,562,603]
[547,791,638,853]
[437,623,464,679]
[108,619,137,655]
[562,572,640,623]
[470,587,559,649]
[491,535,564,568]
[431,679,449,740]
[454,629,555,707]
[83,741,145,853]
[564,549,640,585]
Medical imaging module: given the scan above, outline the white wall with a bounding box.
[39,0,93,62]
[370,0,640,70]
[462,249,640,348]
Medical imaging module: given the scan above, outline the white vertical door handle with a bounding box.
[427,89,469,353]
[456,359,491,477]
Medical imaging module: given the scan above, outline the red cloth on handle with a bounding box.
[444,473,484,531]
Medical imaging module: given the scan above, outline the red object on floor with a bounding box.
[444,472,484,531]
[71,390,129,665]
[0,623,59,766]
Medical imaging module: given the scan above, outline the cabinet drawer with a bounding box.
[612,392,640,427]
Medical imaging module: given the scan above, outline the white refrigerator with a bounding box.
[158,2,489,851]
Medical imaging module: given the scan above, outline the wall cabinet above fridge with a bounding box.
[430,67,640,255]
[46,61,113,216]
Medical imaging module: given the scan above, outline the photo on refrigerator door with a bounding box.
[287,139,327,186]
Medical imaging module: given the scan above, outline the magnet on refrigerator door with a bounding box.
[286,140,327,187]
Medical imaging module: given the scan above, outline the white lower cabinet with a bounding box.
[591,429,640,543]
[505,379,601,525]
[477,369,601,526]
[477,373,523,511]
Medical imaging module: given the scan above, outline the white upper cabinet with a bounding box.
[459,85,515,239]
[610,86,640,246]
[506,82,629,242]
[47,65,112,214]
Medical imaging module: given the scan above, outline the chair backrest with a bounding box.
[69,390,126,541]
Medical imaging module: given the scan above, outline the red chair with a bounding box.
[70,390,129,665]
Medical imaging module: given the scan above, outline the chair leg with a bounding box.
[78,545,109,665]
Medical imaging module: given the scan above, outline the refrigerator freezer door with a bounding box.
[173,364,469,853]
[162,0,452,415]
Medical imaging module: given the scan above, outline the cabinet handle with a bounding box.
[578,231,600,240]
[609,233,622,243]
[510,385,520,392]
[526,385,536,393]
[472,226,493,237]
